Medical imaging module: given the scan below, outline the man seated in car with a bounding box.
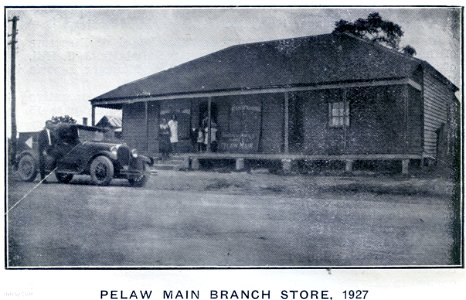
[52,124,80,159]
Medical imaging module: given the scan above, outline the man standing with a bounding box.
[167,114,179,154]
[38,120,55,182]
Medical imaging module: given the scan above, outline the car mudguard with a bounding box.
[138,155,154,166]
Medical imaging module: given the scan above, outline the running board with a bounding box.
[55,170,81,175]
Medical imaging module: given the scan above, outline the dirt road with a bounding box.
[7,171,456,267]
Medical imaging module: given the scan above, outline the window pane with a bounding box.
[329,101,350,127]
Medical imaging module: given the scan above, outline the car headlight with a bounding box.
[131,149,138,158]
[110,145,119,156]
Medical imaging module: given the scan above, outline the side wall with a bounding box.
[423,70,457,158]
[260,93,284,153]
[408,86,423,154]
[122,102,160,155]
[297,84,422,155]
[122,102,145,151]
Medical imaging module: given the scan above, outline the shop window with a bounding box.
[329,101,349,127]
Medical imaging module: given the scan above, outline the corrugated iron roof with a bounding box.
[90,33,451,103]
[95,115,122,128]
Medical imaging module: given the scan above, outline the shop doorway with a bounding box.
[198,101,219,152]
[199,101,218,127]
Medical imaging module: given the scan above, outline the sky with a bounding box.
[5,7,462,133]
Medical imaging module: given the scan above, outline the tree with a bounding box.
[402,45,417,56]
[50,115,77,124]
[333,12,416,56]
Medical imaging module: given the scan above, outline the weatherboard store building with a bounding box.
[90,33,459,174]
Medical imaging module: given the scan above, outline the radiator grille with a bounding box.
[117,145,130,166]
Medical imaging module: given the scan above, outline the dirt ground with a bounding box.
[6,169,460,267]
[149,169,455,199]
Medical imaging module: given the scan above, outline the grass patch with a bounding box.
[320,182,452,197]
[261,185,287,193]
[205,179,242,190]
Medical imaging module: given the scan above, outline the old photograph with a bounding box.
[4,7,462,268]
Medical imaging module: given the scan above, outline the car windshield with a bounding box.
[77,128,107,142]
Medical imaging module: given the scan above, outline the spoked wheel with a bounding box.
[17,155,38,182]
[90,156,114,186]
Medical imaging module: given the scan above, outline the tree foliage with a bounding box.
[402,45,417,56]
[50,115,77,124]
[333,12,416,56]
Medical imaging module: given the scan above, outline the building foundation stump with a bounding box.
[345,159,354,172]
[402,159,409,175]
[182,157,190,170]
[235,158,245,171]
[282,159,292,174]
[191,158,200,170]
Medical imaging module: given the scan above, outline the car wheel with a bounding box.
[55,171,73,184]
[128,164,149,187]
[90,156,114,186]
[17,155,38,182]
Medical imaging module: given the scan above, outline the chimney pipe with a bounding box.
[83,117,88,126]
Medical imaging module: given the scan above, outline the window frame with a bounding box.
[328,101,350,128]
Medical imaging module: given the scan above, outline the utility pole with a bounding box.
[8,16,19,166]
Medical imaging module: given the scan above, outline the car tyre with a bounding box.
[17,155,38,182]
[90,156,114,186]
[128,163,149,187]
[55,171,73,184]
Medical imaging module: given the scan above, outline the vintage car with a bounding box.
[15,124,154,186]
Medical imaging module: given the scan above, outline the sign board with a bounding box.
[25,136,33,149]
[219,99,262,153]
[219,133,257,152]
[17,132,39,153]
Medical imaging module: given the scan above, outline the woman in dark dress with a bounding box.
[159,118,171,160]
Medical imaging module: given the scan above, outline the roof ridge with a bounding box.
[225,32,334,48]
[339,32,457,90]
[338,32,423,64]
